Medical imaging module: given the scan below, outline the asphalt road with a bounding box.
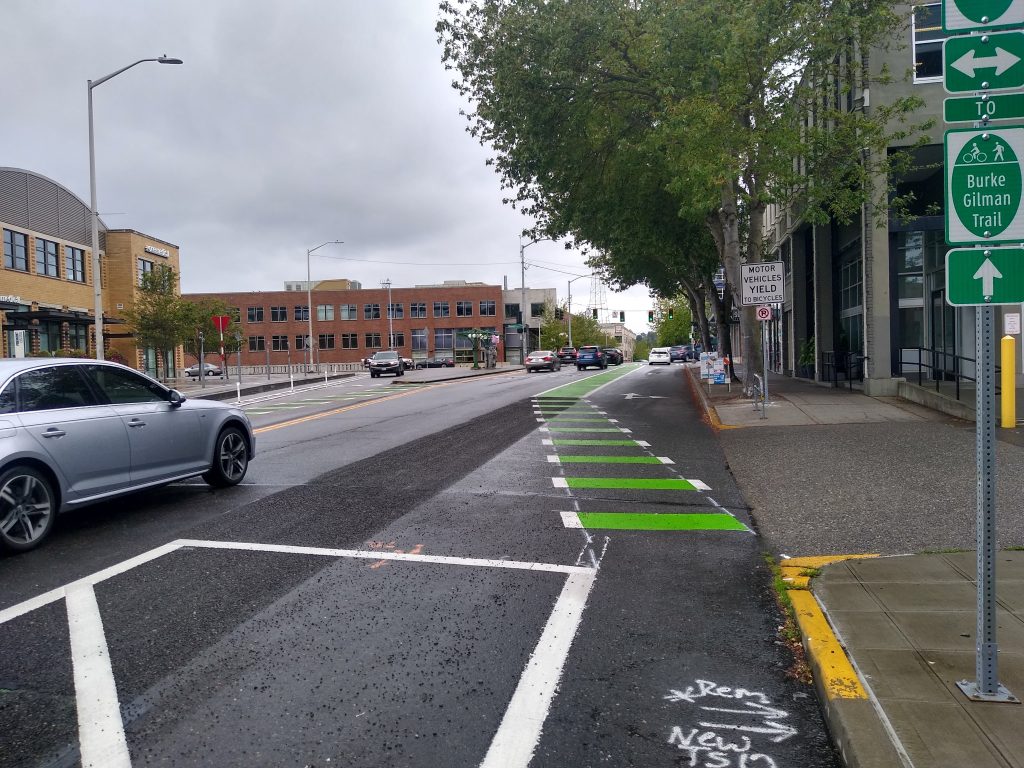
[0,364,839,767]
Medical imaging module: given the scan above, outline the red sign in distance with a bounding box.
[211,315,230,332]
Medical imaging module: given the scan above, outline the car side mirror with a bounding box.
[168,390,187,408]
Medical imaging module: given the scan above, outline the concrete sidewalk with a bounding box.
[689,366,1024,768]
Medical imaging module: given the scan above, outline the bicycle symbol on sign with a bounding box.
[962,143,988,164]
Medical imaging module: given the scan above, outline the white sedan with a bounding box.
[648,347,671,365]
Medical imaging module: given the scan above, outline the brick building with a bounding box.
[0,167,182,374]
[184,281,505,366]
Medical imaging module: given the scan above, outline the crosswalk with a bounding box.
[534,380,749,534]
[242,383,426,415]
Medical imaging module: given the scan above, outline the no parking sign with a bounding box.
[756,306,772,321]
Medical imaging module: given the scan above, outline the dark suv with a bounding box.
[368,350,404,378]
[602,348,624,365]
[558,346,578,363]
[576,345,607,370]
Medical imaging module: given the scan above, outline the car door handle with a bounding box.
[127,419,146,428]
[41,429,66,438]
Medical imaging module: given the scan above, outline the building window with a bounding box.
[434,328,454,350]
[364,303,381,320]
[341,333,359,349]
[839,253,863,354]
[317,304,334,321]
[319,333,335,350]
[410,302,427,318]
[297,335,314,350]
[479,300,496,316]
[456,301,473,317]
[504,303,519,319]
[530,302,545,318]
[434,301,450,318]
[270,306,287,322]
[294,305,309,321]
[387,303,404,319]
[340,303,358,320]
[271,335,289,351]
[913,3,943,81]
[137,258,154,286]
[34,238,59,277]
[412,328,428,350]
[365,332,382,349]
[65,246,85,283]
[389,332,405,347]
[247,306,264,323]
[3,229,28,271]
[67,324,87,351]
[249,335,266,352]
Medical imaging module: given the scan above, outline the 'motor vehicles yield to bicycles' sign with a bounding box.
[944,0,1024,32]
[945,126,1024,245]
[740,262,785,306]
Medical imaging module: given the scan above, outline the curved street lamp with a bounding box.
[306,241,343,371]
[89,55,182,360]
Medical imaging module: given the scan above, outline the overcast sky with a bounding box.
[1,1,655,334]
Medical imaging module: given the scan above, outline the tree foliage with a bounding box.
[438,0,928,391]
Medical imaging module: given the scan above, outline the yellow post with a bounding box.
[1001,335,1016,428]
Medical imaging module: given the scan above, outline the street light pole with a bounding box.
[567,273,594,348]
[519,235,552,360]
[88,55,182,360]
[382,279,394,348]
[306,240,343,372]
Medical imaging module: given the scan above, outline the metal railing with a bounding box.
[820,350,867,389]
[902,346,998,403]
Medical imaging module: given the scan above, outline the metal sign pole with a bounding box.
[958,305,1018,702]
[761,322,769,419]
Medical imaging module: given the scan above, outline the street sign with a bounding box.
[943,32,1024,94]
[211,315,231,332]
[944,0,1024,33]
[945,92,1024,123]
[945,126,1024,245]
[946,247,1024,305]
[740,261,785,306]
[755,306,772,321]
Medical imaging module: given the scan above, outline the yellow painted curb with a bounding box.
[782,554,878,569]
[789,590,867,700]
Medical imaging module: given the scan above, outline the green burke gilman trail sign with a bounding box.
[945,126,1024,245]
[944,0,1024,32]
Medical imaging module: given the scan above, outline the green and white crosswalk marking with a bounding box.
[552,477,706,491]
[544,438,650,447]
[548,455,673,465]
[544,426,628,433]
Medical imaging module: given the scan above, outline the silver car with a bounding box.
[0,358,255,553]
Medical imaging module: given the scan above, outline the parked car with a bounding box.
[648,347,671,365]
[416,357,455,369]
[0,358,255,553]
[525,350,562,372]
[368,350,404,378]
[402,357,415,371]
[557,346,578,363]
[184,362,223,378]
[602,348,624,365]
[669,345,688,363]
[679,344,695,361]
[576,345,607,370]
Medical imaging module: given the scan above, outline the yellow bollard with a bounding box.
[1002,335,1016,428]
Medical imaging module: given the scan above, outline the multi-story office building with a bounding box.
[185,281,506,366]
[761,1,1002,408]
[501,286,557,363]
[0,167,182,374]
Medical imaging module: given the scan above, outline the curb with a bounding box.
[684,367,737,430]
[781,556,905,768]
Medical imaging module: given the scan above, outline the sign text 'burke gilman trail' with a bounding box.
[740,262,785,306]
[946,126,1024,245]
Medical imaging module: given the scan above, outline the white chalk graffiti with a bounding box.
[664,680,793,768]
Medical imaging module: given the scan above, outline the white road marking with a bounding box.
[541,439,553,446]
[635,440,650,447]
[618,427,632,434]
[536,418,546,423]
[547,455,560,463]
[559,511,582,528]
[66,582,131,768]
[688,479,712,491]
[480,571,596,768]
[658,457,675,465]
[551,478,569,488]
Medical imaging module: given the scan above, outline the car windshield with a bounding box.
[373,352,399,360]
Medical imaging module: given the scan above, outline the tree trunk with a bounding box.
[716,179,758,394]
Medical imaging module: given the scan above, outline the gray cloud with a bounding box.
[0,0,655,330]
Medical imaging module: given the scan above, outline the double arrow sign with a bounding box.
[944,32,1024,122]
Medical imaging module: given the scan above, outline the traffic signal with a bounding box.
[619,311,625,322]
[668,307,674,319]
[592,308,598,319]
[648,310,654,323]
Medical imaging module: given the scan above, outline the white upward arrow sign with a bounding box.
[952,47,1021,78]
[974,258,1003,298]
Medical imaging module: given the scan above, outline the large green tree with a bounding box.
[124,264,189,380]
[438,0,927,392]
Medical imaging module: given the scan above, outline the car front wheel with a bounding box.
[0,466,57,552]
[203,427,249,488]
